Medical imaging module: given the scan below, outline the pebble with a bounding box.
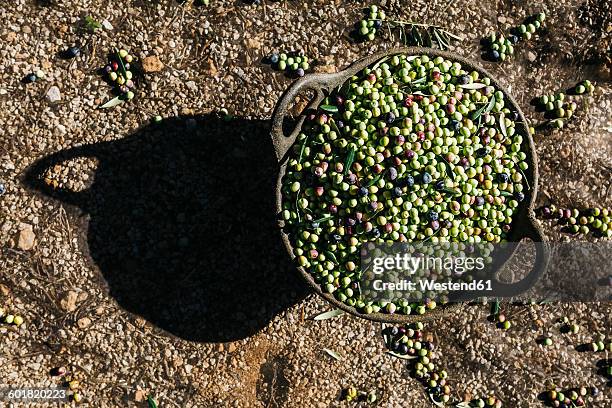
[102,20,114,30]
[77,317,92,329]
[46,86,61,103]
[17,224,35,251]
[141,55,164,73]
[527,51,537,62]
[60,291,79,312]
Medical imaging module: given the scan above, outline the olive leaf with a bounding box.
[324,251,339,264]
[500,191,513,197]
[460,82,488,90]
[323,348,342,361]
[366,171,385,187]
[433,28,449,50]
[371,56,390,71]
[320,105,339,113]
[99,95,124,109]
[311,215,334,225]
[344,147,356,175]
[441,187,461,196]
[471,95,496,120]
[114,47,128,80]
[381,323,390,348]
[455,403,472,408]
[385,351,419,360]
[298,134,309,164]
[437,154,455,181]
[314,309,344,320]
[147,396,158,408]
[429,393,445,407]
[491,298,500,316]
[411,26,422,46]
[499,112,507,138]
[328,118,341,134]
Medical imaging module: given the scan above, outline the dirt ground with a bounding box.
[0,0,611,407]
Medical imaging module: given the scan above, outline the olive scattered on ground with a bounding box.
[382,323,503,406]
[267,51,311,77]
[573,79,595,95]
[281,53,531,315]
[341,386,377,403]
[101,48,136,106]
[543,386,597,407]
[0,307,23,326]
[538,205,612,237]
[356,5,386,41]
[482,13,545,62]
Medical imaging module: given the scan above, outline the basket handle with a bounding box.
[491,216,550,297]
[270,71,347,163]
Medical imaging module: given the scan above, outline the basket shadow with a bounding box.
[24,114,309,342]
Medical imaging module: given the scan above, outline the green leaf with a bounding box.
[320,105,339,113]
[298,134,309,164]
[441,187,461,196]
[114,47,128,80]
[147,396,158,408]
[99,95,124,109]
[471,95,496,121]
[323,348,342,361]
[499,112,507,138]
[491,298,500,315]
[371,56,390,71]
[324,251,339,264]
[437,154,455,181]
[344,147,356,175]
[500,191,513,197]
[311,215,334,225]
[433,28,449,50]
[442,30,464,41]
[366,172,384,187]
[85,16,102,31]
[385,351,419,360]
[461,82,487,90]
[328,118,341,135]
[313,309,344,320]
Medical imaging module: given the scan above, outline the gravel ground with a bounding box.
[1,0,611,407]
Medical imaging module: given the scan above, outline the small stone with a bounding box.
[497,16,507,23]
[77,317,91,329]
[101,20,114,30]
[185,81,198,92]
[203,58,217,76]
[246,37,261,49]
[227,343,237,353]
[17,224,35,250]
[134,390,146,402]
[46,86,61,103]
[527,51,537,62]
[60,291,79,312]
[141,56,164,73]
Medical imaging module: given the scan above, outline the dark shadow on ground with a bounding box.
[24,114,309,342]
